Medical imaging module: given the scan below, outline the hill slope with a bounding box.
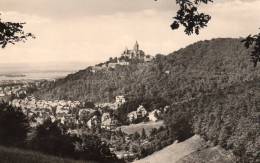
[36,38,260,162]
[134,135,236,163]
[134,135,206,163]
[0,146,96,163]
[36,38,259,103]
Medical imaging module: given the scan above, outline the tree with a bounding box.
[150,128,158,137]
[165,111,194,142]
[132,131,141,141]
[84,100,95,108]
[76,134,119,162]
[0,103,30,147]
[31,119,76,157]
[242,31,260,67]
[169,0,213,35]
[141,128,147,139]
[0,14,34,48]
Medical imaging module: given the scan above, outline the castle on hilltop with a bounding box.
[93,41,154,70]
[121,41,145,59]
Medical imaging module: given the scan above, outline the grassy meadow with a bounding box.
[118,121,164,136]
[0,146,97,163]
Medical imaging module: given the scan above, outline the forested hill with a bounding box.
[36,38,259,103]
[36,38,259,162]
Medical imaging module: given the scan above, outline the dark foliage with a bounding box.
[0,145,97,163]
[84,101,95,108]
[133,126,173,159]
[171,0,213,35]
[0,103,30,147]
[141,128,147,139]
[31,119,121,163]
[0,15,34,48]
[242,31,260,67]
[164,110,194,142]
[30,119,76,157]
[75,135,120,163]
[163,79,260,163]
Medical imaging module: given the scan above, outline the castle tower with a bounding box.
[124,47,128,53]
[133,41,139,53]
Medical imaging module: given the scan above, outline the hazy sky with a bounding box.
[0,0,260,66]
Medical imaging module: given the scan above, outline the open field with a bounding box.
[0,146,97,163]
[118,121,164,135]
[134,135,206,163]
[134,135,236,163]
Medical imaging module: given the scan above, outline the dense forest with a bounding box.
[36,38,259,103]
[36,38,260,162]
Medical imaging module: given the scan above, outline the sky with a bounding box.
[0,0,260,67]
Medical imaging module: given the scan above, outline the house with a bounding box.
[115,95,126,106]
[101,112,112,129]
[136,105,147,118]
[127,111,138,123]
[148,109,161,122]
[87,115,100,129]
[101,112,118,130]
[108,62,118,69]
[127,105,148,123]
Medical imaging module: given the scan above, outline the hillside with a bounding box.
[0,146,96,163]
[36,38,259,103]
[36,38,260,162]
[134,135,206,163]
[134,135,236,163]
[177,145,236,163]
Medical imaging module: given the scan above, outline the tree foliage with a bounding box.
[31,119,120,162]
[242,31,260,67]
[164,110,193,142]
[0,15,34,48]
[0,103,30,147]
[75,135,118,162]
[31,119,76,157]
[170,0,213,35]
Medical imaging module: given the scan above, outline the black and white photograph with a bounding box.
[0,0,259,163]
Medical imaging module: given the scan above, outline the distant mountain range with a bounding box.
[0,62,93,74]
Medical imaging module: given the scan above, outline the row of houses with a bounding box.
[10,96,127,132]
[0,84,26,97]
[10,97,82,127]
[0,81,42,98]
